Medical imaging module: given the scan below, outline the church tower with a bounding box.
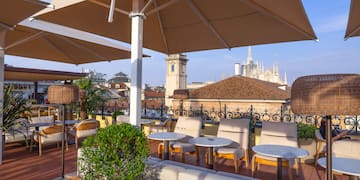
[165,54,188,108]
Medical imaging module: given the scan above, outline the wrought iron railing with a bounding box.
[92,103,360,133]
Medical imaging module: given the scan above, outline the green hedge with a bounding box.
[80,123,149,180]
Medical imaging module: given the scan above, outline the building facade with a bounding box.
[171,76,290,120]
[164,54,188,108]
[238,47,287,85]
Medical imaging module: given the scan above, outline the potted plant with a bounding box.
[297,123,316,164]
[79,123,149,179]
[1,86,30,147]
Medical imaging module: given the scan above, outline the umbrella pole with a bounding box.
[325,115,333,180]
[129,0,145,127]
[0,47,4,165]
[61,104,65,179]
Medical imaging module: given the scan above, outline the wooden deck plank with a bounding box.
[0,140,351,180]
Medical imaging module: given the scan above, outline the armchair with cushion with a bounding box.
[314,129,326,167]
[68,119,99,148]
[116,115,129,124]
[148,119,171,134]
[211,118,250,173]
[158,117,202,162]
[251,121,299,180]
[30,125,67,156]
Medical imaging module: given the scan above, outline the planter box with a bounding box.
[298,138,316,164]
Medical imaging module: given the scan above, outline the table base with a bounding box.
[277,158,282,180]
[163,140,169,160]
[207,147,214,169]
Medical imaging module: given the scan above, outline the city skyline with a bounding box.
[5,0,360,86]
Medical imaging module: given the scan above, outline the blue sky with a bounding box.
[6,0,360,86]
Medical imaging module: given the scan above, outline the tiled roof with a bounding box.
[189,76,290,100]
[144,90,165,98]
[142,99,165,109]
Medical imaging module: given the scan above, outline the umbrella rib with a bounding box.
[41,34,77,62]
[146,0,180,16]
[186,0,230,49]
[25,0,51,7]
[0,21,14,31]
[89,0,130,16]
[6,31,44,50]
[53,34,108,62]
[141,0,155,14]
[152,0,169,52]
[241,0,317,40]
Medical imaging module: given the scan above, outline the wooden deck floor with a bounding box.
[0,140,351,180]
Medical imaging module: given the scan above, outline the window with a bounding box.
[171,64,175,72]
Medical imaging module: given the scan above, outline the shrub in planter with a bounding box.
[297,123,316,164]
[297,123,316,140]
[79,123,149,179]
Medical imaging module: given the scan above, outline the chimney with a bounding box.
[234,63,240,76]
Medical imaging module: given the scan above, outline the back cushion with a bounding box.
[260,121,298,147]
[217,119,250,149]
[174,117,201,139]
[333,140,360,159]
[116,115,129,124]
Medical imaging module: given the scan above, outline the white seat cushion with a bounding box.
[170,142,195,153]
[215,147,243,159]
[34,132,63,144]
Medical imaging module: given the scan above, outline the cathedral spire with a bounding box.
[284,72,288,85]
[247,46,253,64]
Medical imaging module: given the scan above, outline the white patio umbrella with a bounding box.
[0,0,50,165]
[35,0,317,127]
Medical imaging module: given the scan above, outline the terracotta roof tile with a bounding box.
[189,76,290,100]
[144,90,165,98]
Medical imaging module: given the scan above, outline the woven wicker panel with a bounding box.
[291,74,360,115]
[48,85,79,104]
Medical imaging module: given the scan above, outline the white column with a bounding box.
[129,13,144,126]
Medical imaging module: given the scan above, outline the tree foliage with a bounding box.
[1,86,30,133]
[75,78,106,117]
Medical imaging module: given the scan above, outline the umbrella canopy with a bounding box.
[345,0,360,39]
[36,0,317,54]
[35,0,317,126]
[0,0,49,31]
[4,65,87,81]
[2,24,132,64]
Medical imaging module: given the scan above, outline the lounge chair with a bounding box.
[158,117,202,162]
[251,121,299,180]
[68,119,99,148]
[30,125,67,156]
[211,118,250,173]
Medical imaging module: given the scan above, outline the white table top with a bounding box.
[189,137,232,147]
[253,144,309,159]
[148,132,186,141]
[318,157,360,177]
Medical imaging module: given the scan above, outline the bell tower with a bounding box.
[165,53,188,108]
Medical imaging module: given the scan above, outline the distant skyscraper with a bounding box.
[238,47,287,85]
